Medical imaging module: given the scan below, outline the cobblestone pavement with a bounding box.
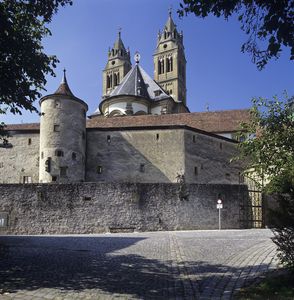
[0,230,278,299]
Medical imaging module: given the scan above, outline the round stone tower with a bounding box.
[39,70,88,183]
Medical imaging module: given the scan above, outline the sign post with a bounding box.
[217,199,223,230]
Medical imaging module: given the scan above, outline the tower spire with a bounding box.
[61,68,67,84]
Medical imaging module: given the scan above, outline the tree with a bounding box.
[238,95,294,268]
[0,0,72,116]
[178,1,294,69]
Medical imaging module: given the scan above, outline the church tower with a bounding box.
[102,30,132,98]
[153,11,187,105]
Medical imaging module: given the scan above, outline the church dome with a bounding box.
[98,54,171,116]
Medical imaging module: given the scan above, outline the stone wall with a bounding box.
[86,129,185,183]
[184,130,241,184]
[0,182,247,234]
[0,132,39,184]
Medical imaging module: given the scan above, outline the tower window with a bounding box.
[107,135,111,143]
[156,133,159,141]
[60,167,67,177]
[97,166,103,174]
[194,167,198,175]
[54,124,60,132]
[107,75,111,88]
[54,100,60,108]
[193,135,196,143]
[114,73,118,86]
[41,152,44,159]
[220,142,223,150]
[23,176,32,184]
[72,152,76,160]
[0,162,3,168]
[140,164,145,173]
[55,150,64,157]
[28,138,32,145]
[52,176,57,182]
[82,131,86,140]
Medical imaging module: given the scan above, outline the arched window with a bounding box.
[114,73,118,86]
[161,59,164,73]
[106,75,110,88]
[166,57,170,72]
[117,72,120,84]
[170,57,173,71]
[158,59,161,75]
[110,74,113,87]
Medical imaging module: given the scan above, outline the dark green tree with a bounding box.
[238,95,294,268]
[178,0,294,69]
[0,0,72,116]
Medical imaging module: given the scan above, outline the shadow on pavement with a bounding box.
[0,236,272,299]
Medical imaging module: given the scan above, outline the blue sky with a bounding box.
[2,0,294,124]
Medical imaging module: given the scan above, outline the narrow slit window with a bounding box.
[28,138,32,145]
[72,152,76,160]
[140,164,145,173]
[193,135,196,143]
[97,166,103,174]
[107,135,111,143]
[220,142,223,150]
[194,166,198,175]
[156,133,159,141]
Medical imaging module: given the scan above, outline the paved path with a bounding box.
[0,230,278,299]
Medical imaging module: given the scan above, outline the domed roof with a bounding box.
[109,59,169,102]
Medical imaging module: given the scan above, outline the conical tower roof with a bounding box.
[54,69,75,97]
[165,11,176,32]
[113,30,126,52]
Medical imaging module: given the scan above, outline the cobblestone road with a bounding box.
[0,230,278,299]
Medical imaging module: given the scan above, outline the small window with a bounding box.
[72,152,76,160]
[28,138,32,145]
[23,176,32,184]
[60,167,67,177]
[41,152,44,159]
[0,162,3,168]
[83,196,92,201]
[193,135,196,143]
[82,131,86,140]
[0,213,8,227]
[220,142,223,150]
[55,100,60,108]
[156,133,159,141]
[55,150,64,157]
[52,176,57,182]
[107,135,111,143]
[140,164,145,173]
[194,167,198,175]
[97,166,103,174]
[54,124,60,132]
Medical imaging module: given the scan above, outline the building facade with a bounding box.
[0,13,250,185]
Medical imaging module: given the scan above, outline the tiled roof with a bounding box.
[87,109,251,133]
[109,64,169,101]
[4,109,251,134]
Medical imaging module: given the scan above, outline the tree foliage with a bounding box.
[0,0,72,115]
[178,0,294,69]
[238,95,294,268]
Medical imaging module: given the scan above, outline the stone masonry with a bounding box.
[0,182,247,234]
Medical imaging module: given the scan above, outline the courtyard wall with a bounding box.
[0,183,248,234]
